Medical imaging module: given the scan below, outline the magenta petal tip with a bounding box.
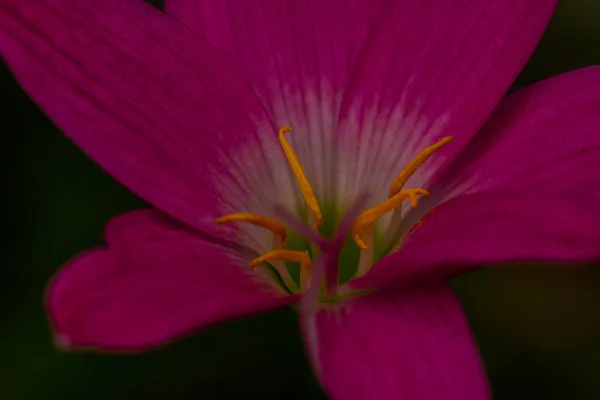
[53,333,73,351]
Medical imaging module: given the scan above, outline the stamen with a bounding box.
[278,126,323,229]
[388,136,453,198]
[356,229,374,277]
[352,188,430,250]
[269,260,300,294]
[250,249,312,290]
[215,213,287,247]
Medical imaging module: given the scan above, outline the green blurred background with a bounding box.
[2,1,600,398]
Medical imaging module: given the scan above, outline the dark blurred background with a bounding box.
[2,1,600,399]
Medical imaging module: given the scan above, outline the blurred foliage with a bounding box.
[2,0,600,399]
[146,0,164,8]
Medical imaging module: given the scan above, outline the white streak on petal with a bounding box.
[337,96,452,234]
[209,83,339,253]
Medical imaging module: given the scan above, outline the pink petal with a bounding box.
[301,280,490,400]
[435,66,600,200]
[335,0,556,203]
[104,208,199,247]
[47,209,295,351]
[353,191,600,290]
[0,0,289,237]
[164,0,387,199]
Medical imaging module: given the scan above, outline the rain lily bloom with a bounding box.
[3,0,600,398]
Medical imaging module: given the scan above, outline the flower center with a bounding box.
[216,126,452,294]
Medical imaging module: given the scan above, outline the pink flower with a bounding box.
[2,0,600,398]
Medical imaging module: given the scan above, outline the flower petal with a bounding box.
[164,0,387,198]
[47,209,294,351]
[336,0,557,204]
[301,280,490,400]
[0,0,294,238]
[435,66,600,200]
[104,208,199,247]
[104,208,248,253]
[353,191,600,290]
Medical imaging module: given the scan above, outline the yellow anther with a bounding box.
[352,189,430,250]
[215,213,287,248]
[278,126,323,229]
[250,249,312,289]
[388,136,453,198]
